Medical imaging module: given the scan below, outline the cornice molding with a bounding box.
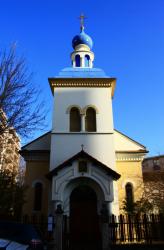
[51,132,114,135]
[48,77,116,97]
[116,152,146,161]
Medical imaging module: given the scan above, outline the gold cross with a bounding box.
[79,13,86,30]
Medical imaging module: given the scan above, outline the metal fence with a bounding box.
[1,213,164,245]
[108,214,164,244]
[22,214,55,241]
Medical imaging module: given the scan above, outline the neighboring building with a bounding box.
[0,110,20,172]
[20,22,147,249]
[142,155,164,212]
[142,155,164,173]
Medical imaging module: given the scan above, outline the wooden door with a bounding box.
[70,185,101,250]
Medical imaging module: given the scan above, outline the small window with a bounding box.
[85,107,96,132]
[153,159,160,170]
[34,182,43,211]
[70,107,81,132]
[153,164,160,170]
[84,55,90,67]
[125,183,134,205]
[79,161,87,173]
[75,55,80,67]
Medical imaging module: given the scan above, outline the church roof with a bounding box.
[114,129,148,153]
[47,149,120,180]
[56,67,108,78]
[21,132,51,151]
[21,129,147,153]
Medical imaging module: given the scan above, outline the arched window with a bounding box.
[85,107,96,132]
[84,55,90,67]
[75,55,80,67]
[125,183,134,205]
[34,182,43,211]
[70,107,81,132]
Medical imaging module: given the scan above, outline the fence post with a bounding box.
[159,213,164,241]
[128,214,133,242]
[135,214,141,242]
[119,214,124,242]
[53,204,63,250]
[143,214,151,244]
[100,203,110,250]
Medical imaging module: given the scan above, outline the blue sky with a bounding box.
[0,0,164,156]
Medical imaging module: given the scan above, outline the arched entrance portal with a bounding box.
[70,185,102,250]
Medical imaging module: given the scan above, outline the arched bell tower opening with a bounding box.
[70,185,102,250]
[84,54,90,67]
[75,54,80,67]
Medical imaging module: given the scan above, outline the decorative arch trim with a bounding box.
[66,105,83,114]
[52,168,112,203]
[125,182,134,189]
[61,176,107,201]
[32,179,44,188]
[62,177,105,214]
[122,180,136,189]
[82,105,99,115]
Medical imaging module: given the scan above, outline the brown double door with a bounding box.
[70,185,102,250]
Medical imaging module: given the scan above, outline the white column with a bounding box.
[72,60,76,67]
[81,56,85,67]
[90,60,93,68]
[81,114,85,132]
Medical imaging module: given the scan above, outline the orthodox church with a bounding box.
[21,19,147,246]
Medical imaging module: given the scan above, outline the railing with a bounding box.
[62,214,164,249]
[0,214,54,240]
[108,214,164,244]
[20,214,54,241]
[1,213,164,246]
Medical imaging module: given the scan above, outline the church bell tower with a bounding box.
[48,17,119,215]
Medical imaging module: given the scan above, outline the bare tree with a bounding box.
[0,44,47,138]
[121,173,164,214]
[0,167,27,219]
[142,172,164,213]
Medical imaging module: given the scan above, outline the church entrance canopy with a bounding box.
[47,149,120,215]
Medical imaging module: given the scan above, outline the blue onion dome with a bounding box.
[72,29,93,49]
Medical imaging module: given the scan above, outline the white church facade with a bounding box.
[21,21,147,250]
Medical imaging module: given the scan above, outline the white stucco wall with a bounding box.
[52,87,114,132]
[114,130,145,151]
[49,85,119,214]
[50,133,116,170]
[50,86,116,171]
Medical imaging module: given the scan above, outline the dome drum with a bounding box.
[71,30,94,68]
[71,50,94,68]
[74,44,91,52]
